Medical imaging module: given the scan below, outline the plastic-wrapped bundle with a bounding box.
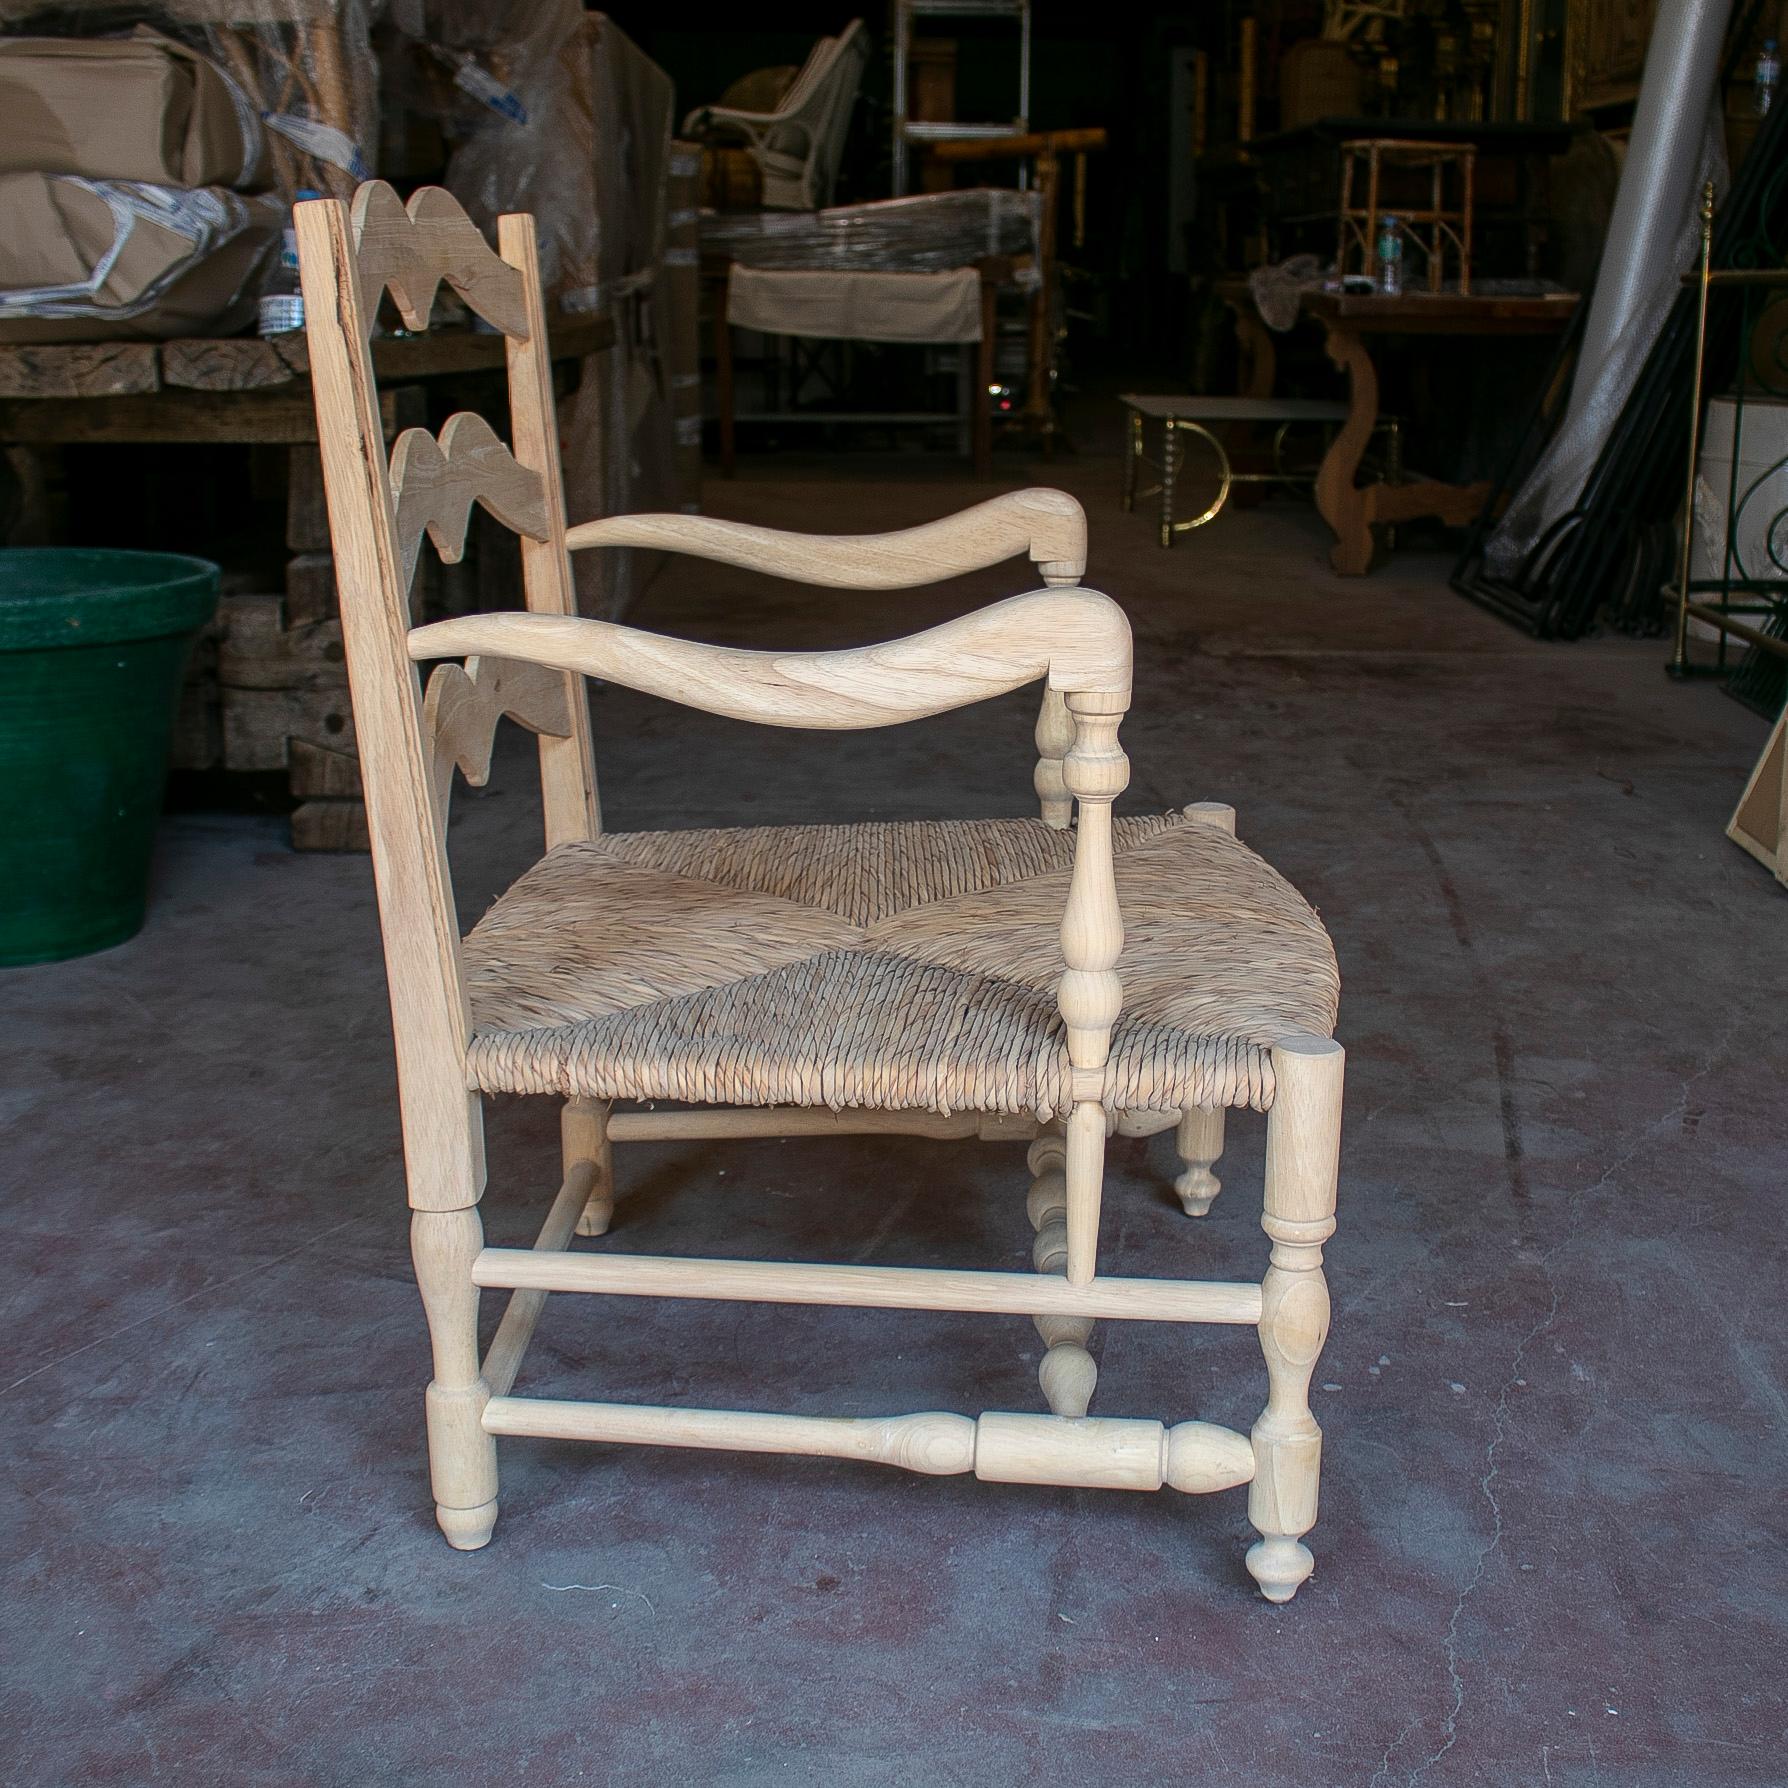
[700,190,1042,275]
[0,28,265,188]
[0,0,380,201]
[388,4,679,616]
[0,175,282,341]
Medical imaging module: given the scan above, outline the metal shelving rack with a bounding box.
[891,0,1032,197]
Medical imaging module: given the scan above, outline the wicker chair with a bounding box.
[295,182,1345,1602]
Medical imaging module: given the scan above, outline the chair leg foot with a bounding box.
[414,1208,500,1553]
[437,1497,499,1551]
[1245,1536,1314,1603]
[1173,1105,1225,1216]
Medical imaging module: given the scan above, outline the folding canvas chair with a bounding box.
[295,181,1346,1601]
[682,19,869,211]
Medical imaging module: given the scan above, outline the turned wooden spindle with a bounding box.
[563,1096,614,1237]
[1058,692,1129,1286]
[1245,1034,1343,1604]
[1033,687,1075,829]
[1174,806,1237,1217]
[412,1206,499,1549]
[1025,1129,1097,1416]
[1032,557,1083,829]
[1175,1106,1227,1217]
[483,1397,1257,1496]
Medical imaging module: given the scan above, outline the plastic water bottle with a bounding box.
[257,188,322,336]
[1377,214,1404,297]
[1757,39,1779,116]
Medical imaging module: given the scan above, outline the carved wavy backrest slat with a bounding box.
[352,181,531,339]
[390,411,551,586]
[422,654,575,828]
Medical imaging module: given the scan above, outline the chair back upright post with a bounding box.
[495,211,602,846]
[295,182,599,1209]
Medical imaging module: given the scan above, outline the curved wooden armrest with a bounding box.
[408,587,1129,731]
[564,489,1087,589]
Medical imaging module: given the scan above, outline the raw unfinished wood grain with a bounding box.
[472,1249,1264,1325]
[1246,1035,1343,1604]
[604,1108,1039,1142]
[497,209,602,850]
[349,182,531,339]
[1026,1129,1097,1417]
[407,588,1132,732]
[1058,693,1130,1285]
[299,182,1347,1596]
[482,1399,1255,1495]
[565,488,1086,586]
[389,412,550,586]
[421,654,571,824]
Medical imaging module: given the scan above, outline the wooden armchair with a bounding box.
[295,182,1345,1602]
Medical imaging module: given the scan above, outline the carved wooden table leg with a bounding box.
[1313,319,1492,577]
[1225,297,1277,401]
[1313,324,1381,576]
[1246,1034,1342,1602]
[1025,1129,1097,1417]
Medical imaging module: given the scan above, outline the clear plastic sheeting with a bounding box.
[390,4,677,615]
[0,175,282,341]
[0,0,380,201]
[1484,0,1734,577]
[701,190,1042,278]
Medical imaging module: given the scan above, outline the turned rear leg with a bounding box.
[1174,1105,1226,1216]
[565,1097,614,1237]
[412,1206,499,1550]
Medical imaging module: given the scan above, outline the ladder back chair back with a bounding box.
[296,181,1346,1601]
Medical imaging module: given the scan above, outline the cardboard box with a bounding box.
[0,175,283,342]
[0,28,264,189]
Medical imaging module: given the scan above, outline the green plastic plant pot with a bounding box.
[0,548,220,966]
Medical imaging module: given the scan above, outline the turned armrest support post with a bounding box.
[1058,689,1130,1286]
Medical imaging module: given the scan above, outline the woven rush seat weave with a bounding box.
[464,809,1338,1116]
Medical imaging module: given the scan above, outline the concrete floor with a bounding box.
[4,437,1787,1787]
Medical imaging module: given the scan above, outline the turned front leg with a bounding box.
[1058,692,1129,1287]
[1246,1034,1342,1604]
[1174,1106,1226,1217]
[564,1096,614,1237]
[413,1205,500,1549]
[1025,1130,1096,1416]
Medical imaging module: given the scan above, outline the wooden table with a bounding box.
[1217,285,1577,574]
[0,317,611,847]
